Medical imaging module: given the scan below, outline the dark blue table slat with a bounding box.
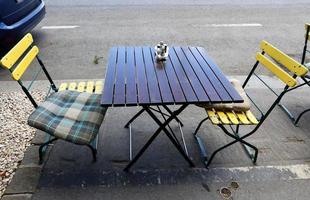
[113,47,126,105]
[180,47,222,103]
[160,50,187,103]
[135,47,151,105]
[188,47,232,102]
[142,47,162,104]
[168,48,198,102]
[196,47,243,102]
[151,48,175,104]
[101,47,117,105]
[173,47,210,102]
[125,47,138,105]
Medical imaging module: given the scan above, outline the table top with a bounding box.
[101,46,243,107]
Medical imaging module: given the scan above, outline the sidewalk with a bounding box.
[2,77,310,200]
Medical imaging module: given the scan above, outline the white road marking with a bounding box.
[41,25,80,29]
[223,164,310,180]
[197,23,262,27]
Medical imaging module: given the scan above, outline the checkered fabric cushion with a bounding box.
[28,90,108,145]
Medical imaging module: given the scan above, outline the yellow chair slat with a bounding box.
[260,41,308,76]
[256,53,297,87]
[305,23,310,30]
[59,83,68,91]
[245,111,259,124]
[86,81,94,93]
[11,46,39,81]
[96,80,103,85]
[68,82,77,91]
[217,111,230,124]
[236,112,251,124]
[226,112,239,125]
[77,82,86,92]
[207,110,220,124]
[94,81,103,94]
[0,33,33,69]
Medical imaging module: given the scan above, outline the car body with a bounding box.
[0,0,45,48]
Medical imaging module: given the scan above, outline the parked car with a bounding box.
[0,0,45,49]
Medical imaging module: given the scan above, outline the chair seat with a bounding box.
[28,90,108,145]
[58,80,103,94]
[206,109,259,125]
[196,79,259,125]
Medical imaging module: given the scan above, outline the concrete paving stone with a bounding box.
[32,179,310,200]
[4,167,42,195]
[20,146,40,167]
[21,139,54,167]
[1,194,32,200]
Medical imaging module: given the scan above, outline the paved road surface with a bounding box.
[1,1,309,81]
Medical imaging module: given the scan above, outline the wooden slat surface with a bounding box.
[168,48,198,102]
[114,47,126,104]
[151,49,174,103]
[135,47,150,104]
[125,47,138,105]
[143,47,162,103]
[196,47,244,102]
[101,46,243,106]
[181,47,222,102]
[172,47,210,102]
[101,47,118,105]
[189,47,232,102]
[159,49,187,103]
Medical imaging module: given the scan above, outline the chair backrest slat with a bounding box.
[256,52,297,87]
[11,46,39,81]
[0,33,33,69]
[260,40,308,76]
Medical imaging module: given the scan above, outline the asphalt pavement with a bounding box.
[1,1,309,81]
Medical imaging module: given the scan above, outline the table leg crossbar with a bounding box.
[124,105,194,171]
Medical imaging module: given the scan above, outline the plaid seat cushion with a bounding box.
[28,90,108,145]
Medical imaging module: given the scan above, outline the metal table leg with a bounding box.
[124,105,184,128]
[124,104,194,171]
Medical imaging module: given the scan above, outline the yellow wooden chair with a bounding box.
[278,23,310,125]
[194,40,309,167]
[0,33,107,163]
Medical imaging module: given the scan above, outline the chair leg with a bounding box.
[201,125,258,168]
[278,103,296,123]
[193,117,209,136]
[295,108,310,125]
[87,144,97,162]
[39,138,58,164]
[220,125,258,164]
[233,125,258,164]
[193,117,210,165]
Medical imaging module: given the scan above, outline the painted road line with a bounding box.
[195,23,263,27]
[221,163,310,180]
[41,25,80,29]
